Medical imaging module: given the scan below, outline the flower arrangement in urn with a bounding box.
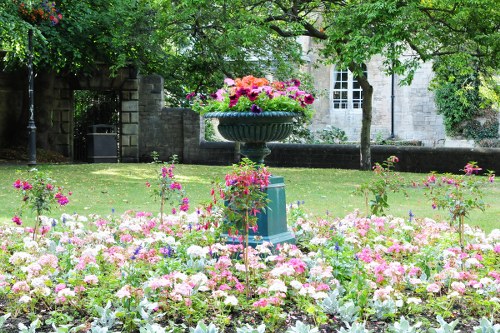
[188,75,315,118]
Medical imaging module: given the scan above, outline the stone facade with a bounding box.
[301,39,447,146]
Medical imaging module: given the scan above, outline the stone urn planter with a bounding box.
[204,111,297,246]
[205,111,296,165]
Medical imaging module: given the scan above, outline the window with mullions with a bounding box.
[332,65,367,109]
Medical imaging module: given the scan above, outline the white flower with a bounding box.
[164,236,177,245]
[465,258,481,268]
[19,295,32,303]
[290,280,303,290]
[9,252,34,266]
[224,295,239,306]
[235,263,247,272]
[268,279,287,293]
[406,297,422,305]
[310,237,327,245]
[30,276,49,288]
[186,245,208,258]
[212,290,228,298]
[270,264,295,277]
[57,288,75,298]
[311,291,328,300]
[190,273,208,291]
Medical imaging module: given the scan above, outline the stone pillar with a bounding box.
[51,80,73,157]
[138,75,166,161]
[121,78,140,162]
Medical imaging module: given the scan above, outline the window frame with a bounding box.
[330,65,367,110]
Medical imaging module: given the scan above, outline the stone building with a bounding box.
[299,37,447,146]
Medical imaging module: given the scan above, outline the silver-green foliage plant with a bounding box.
[285,320,319,333]
[236,324,266,333]
[431,315,460,333]
[372,299,398,320]
[50,323,87,333]
[18,318,41,333]
[319,290,359,324]
[338,322,372,333]
[390,316,423,333]
[338,300,360,324]
[91,301,118,330]
[0,313,11,329]
[319,289,342,314]
[473,318,500,333]
[189,321,219,333]
[139,323,167,333]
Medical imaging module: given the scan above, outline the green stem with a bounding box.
[245,212,250,300]
[33,212,40,241]
[160,189,165,224]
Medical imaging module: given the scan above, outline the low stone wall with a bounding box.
[140,108,500,173]
[186,142,500,174]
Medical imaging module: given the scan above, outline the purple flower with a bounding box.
[250,104,262,114]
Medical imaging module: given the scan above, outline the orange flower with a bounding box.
[235,75,269,89]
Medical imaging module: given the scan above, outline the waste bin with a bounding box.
[87,124,118,163]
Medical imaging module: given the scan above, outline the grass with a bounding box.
[0,163,498,233]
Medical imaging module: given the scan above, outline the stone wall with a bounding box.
[151,108,500,173]
[0,69,26,147]
[0,64,140,162]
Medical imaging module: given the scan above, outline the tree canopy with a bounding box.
[1,0,498,168]
[0,0,305,104]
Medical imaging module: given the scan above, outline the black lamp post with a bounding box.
[27,28,36,165]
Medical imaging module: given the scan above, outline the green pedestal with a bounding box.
[225,175,295,247]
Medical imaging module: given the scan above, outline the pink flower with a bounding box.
[84,275,99,285]
[38,254,58,268]
[54,283,66,293]
[12,215,22,226]
[120,234,133,243]
[288,258,307,274]
[464,162,482,175]
[451,281,466,294]
[170,182,182,190]
[116,285,132,299]
[426,283,441,293]
[304,94,314,104]
[12,281,30,293]
[218,284,231,291]
[224,78,235,86]
[55,192,69,205]
[252,298,268,308]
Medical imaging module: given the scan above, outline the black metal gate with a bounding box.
[73,91,120,162]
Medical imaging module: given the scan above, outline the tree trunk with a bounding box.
[350,64,373,170]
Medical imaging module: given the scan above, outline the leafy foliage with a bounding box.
[355,156,407,216]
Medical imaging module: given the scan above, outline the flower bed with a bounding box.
[0,207,498,332]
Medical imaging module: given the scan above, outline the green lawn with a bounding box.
[1,163,498,233]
